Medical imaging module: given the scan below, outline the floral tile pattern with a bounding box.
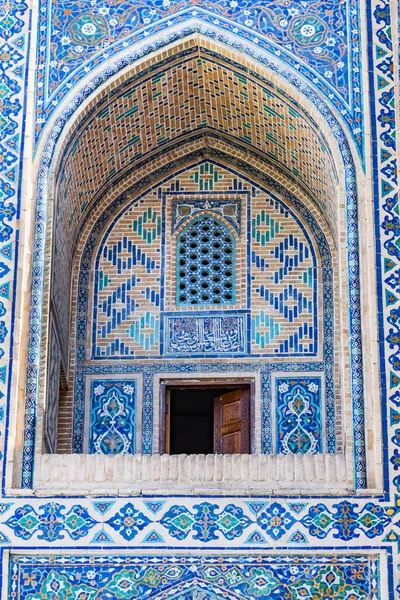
[89,379,136,454]
[4,502,98,541]
[0,497,395,546]
[275,377,322,454]
[35,0,364,158]
[9,553,381,600]
[0,0,398,597]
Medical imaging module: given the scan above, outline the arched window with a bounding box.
[176,215,235,305]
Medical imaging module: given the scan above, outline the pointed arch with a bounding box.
[16,35,377,493]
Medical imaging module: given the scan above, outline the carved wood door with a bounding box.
[214,388,250,454]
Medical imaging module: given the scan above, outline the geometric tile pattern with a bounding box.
[66,163,336,457]
[21,29,367,492]
[3,0,399,596]
[52,52,338,361]
[23,46,367,490]
[275,377,322,454]
[176,214,235,306]
[9,553,380,599]
[251,194,317,354]
[92,201,161,357]
[88,379,136,454]
[373,0,400,512]
[88,162,325,359]
[36,0,364,163]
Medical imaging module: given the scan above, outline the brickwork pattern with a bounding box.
[36,0,364,162]
[44,315,61,454]
[251,191,317,355]
[89,161,323,360]
[93,197,161,357]
[51,49,338,363]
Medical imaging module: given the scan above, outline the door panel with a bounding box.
[214,388,250,454]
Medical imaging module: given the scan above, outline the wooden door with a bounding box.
[214,388,250,454]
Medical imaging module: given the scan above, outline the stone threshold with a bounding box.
[33,453,352,495]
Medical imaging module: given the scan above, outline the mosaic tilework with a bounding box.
[75,362,332,459]
[4,502,97,542]
[88,379,136,455]
[92,197,161,357]
[172,196,242,235]
[51,49,338,358]
[372,0,400,515]
[56,53,337,251]
[36,0,364,161]
[275,377,322,454]
[9,553,381,600]
[164,313,247,356]
[21,29,366,483]
[70,161,336,456]
[88,161,326,360]
[0,0,400,600]
[251,192,318,355]
[0,0,29,484]
[2,0,398,596]
[0,495,394,545]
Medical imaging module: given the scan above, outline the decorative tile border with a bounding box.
[0,0,30,488]
[8,552,383,599]
[0,496,395,547]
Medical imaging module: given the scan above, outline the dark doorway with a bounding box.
[163,383,252,455]
[169,387,231,454]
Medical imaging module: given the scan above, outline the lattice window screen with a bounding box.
[176,215,235,305]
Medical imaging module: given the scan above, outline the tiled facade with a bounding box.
[10,553,382,599]
[88,162,323,359]
[66,160,335,457]
[51,51,339,365]
[0,0,398,599]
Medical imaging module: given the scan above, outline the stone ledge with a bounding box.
[33,453,352,495]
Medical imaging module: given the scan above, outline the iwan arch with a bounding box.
[1,5,397,599]
[12,35,377,493]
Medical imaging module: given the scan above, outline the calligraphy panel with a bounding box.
[164,313,247,356]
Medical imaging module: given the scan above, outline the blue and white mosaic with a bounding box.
[275,377,322,454]
[0,496,395,546]
[88,379,136,454]
[35,0,364,160]
[164,313,246,355]
[0,0,398,596]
